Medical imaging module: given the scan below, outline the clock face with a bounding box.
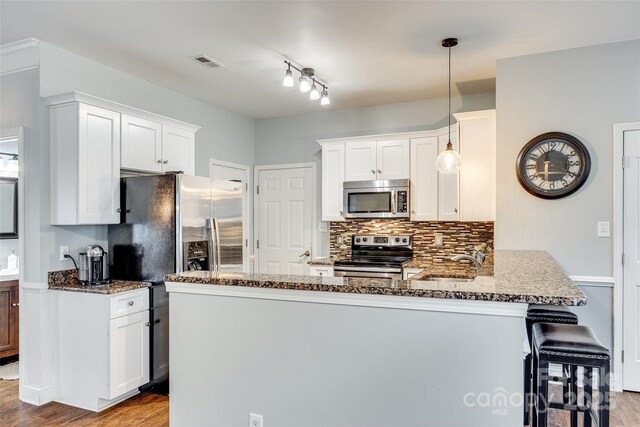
[516,132,591,199]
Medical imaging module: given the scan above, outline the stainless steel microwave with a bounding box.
[343,179,410,219]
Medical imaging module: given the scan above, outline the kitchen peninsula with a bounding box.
[165,250,585,426]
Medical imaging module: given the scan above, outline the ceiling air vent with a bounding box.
[190,55,225,69]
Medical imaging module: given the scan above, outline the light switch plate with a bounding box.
[597,222,610,238]
[318,222,328,232]
[434,233,443,246]
[249,413,263,427]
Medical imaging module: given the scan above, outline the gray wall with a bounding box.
[254,93,496,256]
[39,42,255,176]
[495,39,640,352]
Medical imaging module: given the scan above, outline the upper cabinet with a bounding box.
[319,109,495,223]
[345,139,409,181]
[455,110,496,222]
[47,92,200,225]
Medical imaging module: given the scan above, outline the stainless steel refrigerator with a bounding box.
[108,172,244,390]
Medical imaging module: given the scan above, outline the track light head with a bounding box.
[320,89,330,105]
[309,81,320,100]
[299,68,315,92]
[283,67,294,87]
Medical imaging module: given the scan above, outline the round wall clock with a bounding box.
[516,132,591,199]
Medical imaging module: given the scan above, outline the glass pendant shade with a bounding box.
[309,83,320,100]
[7,157,18,172]
[436,143,462,175]
[299,76,311,93]
[320,90,330,105]
[282,69,294,87]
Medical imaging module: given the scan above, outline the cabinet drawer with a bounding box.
[109,289,149,319]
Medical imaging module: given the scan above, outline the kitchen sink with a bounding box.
[418,276,475,283]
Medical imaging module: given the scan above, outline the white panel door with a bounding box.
[162,125,195,175]
[109,310,149,399]
[345,141,377,181]
[458,117,496,221]
[410,137,438,221]
[623,128,640,391]
[322,143,346,221]
[77,103,121,224]
[121,115,162,172]
[376,139,410,180]
[438,130,459,220]
[257,167,313,275]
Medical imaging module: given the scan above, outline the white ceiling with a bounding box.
[1,1,639,119]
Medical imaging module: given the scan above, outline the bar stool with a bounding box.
[524,305,578,424]
[532,322,610,427]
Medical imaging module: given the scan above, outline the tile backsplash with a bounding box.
[330,219,494,266]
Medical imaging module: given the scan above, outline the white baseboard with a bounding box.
[19,384,52,406]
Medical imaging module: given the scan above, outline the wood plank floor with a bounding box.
[1,379,639,426]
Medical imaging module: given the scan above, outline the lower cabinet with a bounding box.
[309,266,334,277]
[0,280,19,358]
[402,268,423,280]
[52,288,150,412]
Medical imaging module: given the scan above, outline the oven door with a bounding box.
[334,266,402,280]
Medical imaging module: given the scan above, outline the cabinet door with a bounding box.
[458,117,496,221]
[109,310,150,399]
[309,266,334,277]
[410,137,438,221]
[438,131,459,221]
[376,139,409,180]
[77,104,121,224]
[162,125,195,175]
[322,143,346,221]
[345,141,377,181]
[0,281,18,357]
[121,115,162,172]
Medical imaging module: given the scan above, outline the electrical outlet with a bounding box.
[318,222,328,232]
[597,222,610,238]
[249,413,263,427]
[59,246,69,261]
[434,233,443,246]
[337,235,343,245]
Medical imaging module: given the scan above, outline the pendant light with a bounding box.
[436,37,462,175]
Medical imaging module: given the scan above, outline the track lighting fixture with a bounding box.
[283,60,330,106]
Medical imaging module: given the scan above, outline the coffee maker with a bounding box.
[79,244,110,285]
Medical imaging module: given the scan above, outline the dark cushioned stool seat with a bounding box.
[533,323,609,357]
[527,305,579,323]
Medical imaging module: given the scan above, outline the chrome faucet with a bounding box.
[451,250,486,274]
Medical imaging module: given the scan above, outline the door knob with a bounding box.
[299,250,311,258]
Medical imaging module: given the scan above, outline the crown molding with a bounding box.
[1,38,40,76]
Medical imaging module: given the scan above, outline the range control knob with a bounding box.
[355,238,361,243]
[363,237,368,242]
[402,238,408,243]
[395,237,400,242]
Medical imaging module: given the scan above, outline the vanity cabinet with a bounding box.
[48,92,200,225]
[345,139,409,181]
[50,102,121,225]
[321,143,346,221]
[309,266,334,277]
[52,288,150,412]
[0,280,19,358]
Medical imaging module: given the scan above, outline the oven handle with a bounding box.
[334,265,402,273]
[334,270,401,279]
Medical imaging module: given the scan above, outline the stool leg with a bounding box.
[524,354,532,425]
[536,355,549,427]
[584,367,593,427]
[570,365,578,427]
[532,349,539,427]
[598,363,610,427]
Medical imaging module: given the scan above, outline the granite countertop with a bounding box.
[48,269,151,295]
[307,257,336,266]
[166,250,586,306]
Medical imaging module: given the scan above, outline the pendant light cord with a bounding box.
[448,43,452,149]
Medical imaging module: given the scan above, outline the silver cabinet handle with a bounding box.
[157,160,162,164]
[371,170,375,174]
[411,210,416,214]
[116,208,121,213]
[318,271,323,276]
[339,211,344,216]
[11,302,19,307]
[145,322,150,327]
[163,160,169,164]
[299,250,311,258]
[377,169,382,174]
[128,301,134,306]
[454,208,458,213]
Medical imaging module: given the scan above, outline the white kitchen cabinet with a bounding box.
[49,101,121,225]
[438,129,460,221]
[376,139,410,180]
[161,125,196,175]
[52,288,150,412]
[410,137,439,221]
[345,139,409,181]
[109,310,150,399]
[454,110,496,221]
[321,143,346,221]
[309,266,334,277]
[345,141,377,181]
[121,115,163,172]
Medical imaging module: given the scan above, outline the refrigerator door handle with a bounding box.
[213,218,222,271]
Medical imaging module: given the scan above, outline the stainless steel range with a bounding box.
[333,234,413,280]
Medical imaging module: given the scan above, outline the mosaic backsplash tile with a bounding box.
[329,220,494,273]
